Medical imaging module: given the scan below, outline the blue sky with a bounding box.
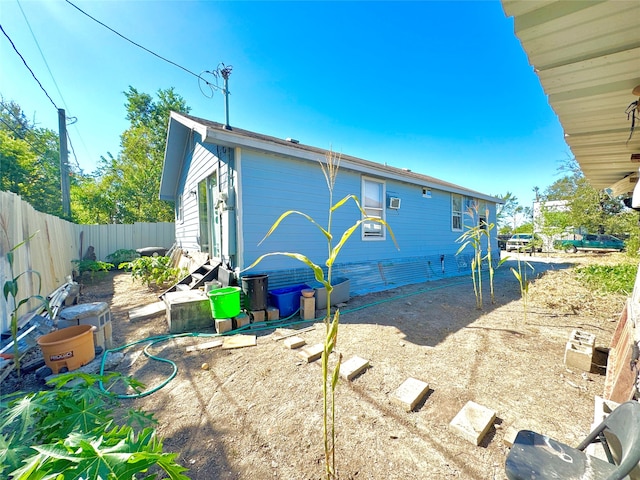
[1,0,572,210]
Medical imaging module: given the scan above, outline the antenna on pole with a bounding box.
[198,63,233,130]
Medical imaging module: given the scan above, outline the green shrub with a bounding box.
[106,249,139,265]
[575,263,637,295]
[0,372,189,479]
[120,256,186,288]
[72,259,114,280]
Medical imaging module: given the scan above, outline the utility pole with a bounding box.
[58,108,71,217]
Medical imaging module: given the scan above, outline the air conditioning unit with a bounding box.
[388,197,401,209]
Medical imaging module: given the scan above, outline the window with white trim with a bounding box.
[362,177,385,239]
[452,194,462,231]
[176,193,184,223]
[478,201,488,230]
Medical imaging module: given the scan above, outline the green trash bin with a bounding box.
[207,286,241,318]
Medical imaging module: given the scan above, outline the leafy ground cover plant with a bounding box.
[119,256,186,289]
[0,372,189,479]
[244,151,397,479]
[575,262,637,295]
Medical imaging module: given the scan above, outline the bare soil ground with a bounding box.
[5,252,632,479]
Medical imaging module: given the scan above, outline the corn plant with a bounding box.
[0,372,189,479]
[482,208,508,304]
[1,226,50,376]
[244,150,398,479]
[455,204,485,309]
[510,254,534,324]
[456,204,505,308]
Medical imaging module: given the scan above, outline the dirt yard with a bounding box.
[7,252,633,479]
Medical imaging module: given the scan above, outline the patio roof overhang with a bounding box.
[502,0,640,197]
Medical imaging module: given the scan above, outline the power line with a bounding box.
[0,23,59,110]
[64,0,205,82]
[16,0,67,110]
[17,0,86,172]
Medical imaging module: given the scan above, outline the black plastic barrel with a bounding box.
[241,274,268,311]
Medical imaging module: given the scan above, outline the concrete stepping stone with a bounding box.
[283,336,306,349]
[298,343,324,363]
[340,355,370,381]
[449,400,496,446]
[391,377,429,411]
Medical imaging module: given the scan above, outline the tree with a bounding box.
[495,191,519,230]
[541,158,629,234]
[0,100,64,217]
[71,87,190,224]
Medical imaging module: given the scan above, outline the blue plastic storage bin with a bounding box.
[269,284,309,317]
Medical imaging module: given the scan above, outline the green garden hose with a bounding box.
[99,278,470,399]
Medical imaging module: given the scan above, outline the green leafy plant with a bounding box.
[575,262,637,295]
[0,372,189,479]
[106,248,139,265]
[120,255,186,288]
[510,254,535,324]
[72,258,114,281]
[245,151,398,479]
[1,227,50,376]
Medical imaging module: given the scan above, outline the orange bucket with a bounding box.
[37,324,95,374]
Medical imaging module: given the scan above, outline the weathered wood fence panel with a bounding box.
[0,191,175,333]
[78,222,175,262]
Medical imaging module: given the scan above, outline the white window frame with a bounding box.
[478,201,488,230]
[176,193,184,224]
[361,176,386,240]
[452,194,462,231]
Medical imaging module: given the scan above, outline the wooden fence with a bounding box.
[0,191,175,333]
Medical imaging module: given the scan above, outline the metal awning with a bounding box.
[502,0,640,196]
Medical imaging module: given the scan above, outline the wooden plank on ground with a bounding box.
[186,339,224,353]
[129,301,166,322]
[222,335,257,350]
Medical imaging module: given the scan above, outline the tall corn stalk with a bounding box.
[245,151,398,478]
[1,218,49,376]
[456,204,485,309]
[456,204,505,309]
[510,254,534,324]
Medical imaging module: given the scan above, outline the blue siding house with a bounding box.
[160,112,502,296]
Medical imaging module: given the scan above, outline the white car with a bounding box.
[506,233,541,252]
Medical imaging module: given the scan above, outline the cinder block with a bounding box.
[570,329,596,348]
[593,395,620,425]
[164,291,213,333]
[215,318,233,334]
[250,310,266,322]
[391,378,429,412]
[93,326,106,350]
[564,341,594,372]
[284,336,306,349]
[300,296,315,320]
[103,321,113,349]
[298,343,324,363]
[503,426,520,448]
[234,313,250,329]
[267,307,279,321]
[449,401,496,446]
[340,356,370,381]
